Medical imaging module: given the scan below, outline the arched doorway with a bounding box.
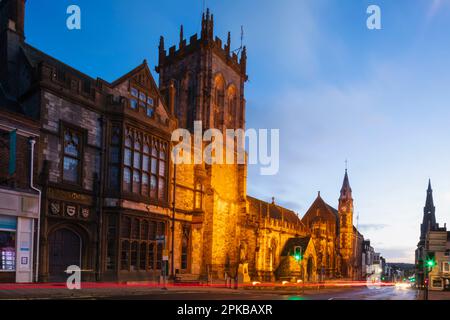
[48,228,81,282]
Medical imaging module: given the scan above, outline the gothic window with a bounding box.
[181,225,190,270]
[62,126,83,184]
[119,216,166,272]
[108,125,121,190]
[214,75,225,128]
[122,127,168,203]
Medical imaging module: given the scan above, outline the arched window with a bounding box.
[214,75,225,128]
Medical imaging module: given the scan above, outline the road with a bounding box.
[110,286,418,300]
[0,283,426,300]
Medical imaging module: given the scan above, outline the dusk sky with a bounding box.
[25,0,450,263]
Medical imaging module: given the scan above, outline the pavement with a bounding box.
[0,282,437,300]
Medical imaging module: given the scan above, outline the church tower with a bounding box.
[338,169,354,277]
[419,179,438,244]
[156,9,249,279]
[156,8,248,132]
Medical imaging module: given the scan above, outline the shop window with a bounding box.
[443,262,450,273]
[0,218,16,271]
[62,127,83,184]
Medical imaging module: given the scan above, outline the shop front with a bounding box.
[0,188,39,283]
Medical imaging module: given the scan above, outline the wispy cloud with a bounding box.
[358,224,389,232]
[428,0,445,19]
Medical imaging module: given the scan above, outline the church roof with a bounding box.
[280,236,312,256]
[247,196,302,225]
[301,194,339,225]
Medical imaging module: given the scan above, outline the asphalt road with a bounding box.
[0,284,423,300]
[105,286,419,300]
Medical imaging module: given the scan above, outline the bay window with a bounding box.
[122,126,168,203]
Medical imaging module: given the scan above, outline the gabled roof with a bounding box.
[110,60,172,117]
[281,236,312,256]
[301,194,339,225]
[247,195,302,225]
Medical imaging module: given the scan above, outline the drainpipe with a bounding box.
[29,138,41,283]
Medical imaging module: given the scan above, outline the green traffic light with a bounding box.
[294,255,301,261]
[426,259,435,267]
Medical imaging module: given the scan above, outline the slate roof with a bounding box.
[281,236,311,256]
[247,195,301,225]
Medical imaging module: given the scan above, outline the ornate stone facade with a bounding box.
[0,0,366,283]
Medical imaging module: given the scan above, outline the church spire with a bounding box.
[421,179,437,241]
[339,169,353,201]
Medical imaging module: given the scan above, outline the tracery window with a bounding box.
[119,216,166,272]
[122,126,168,203]
[62,127,83,184]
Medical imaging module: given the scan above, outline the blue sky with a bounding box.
[25,0,450,263]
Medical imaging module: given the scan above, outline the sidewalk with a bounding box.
[417,289,450,300]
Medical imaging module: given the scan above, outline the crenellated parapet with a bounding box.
[156,8,247,78]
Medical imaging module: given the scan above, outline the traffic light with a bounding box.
[425,252,436,269]
[294,246,302,261]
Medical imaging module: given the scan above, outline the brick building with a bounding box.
[0,0,366,283]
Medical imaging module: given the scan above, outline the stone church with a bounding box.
[0,0,364,283]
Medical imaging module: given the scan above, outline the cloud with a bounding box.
[358,224,389,232]
[376,247,415,264]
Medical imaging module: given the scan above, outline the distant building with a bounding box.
[415,180,450,291]
[425,228,450,291]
